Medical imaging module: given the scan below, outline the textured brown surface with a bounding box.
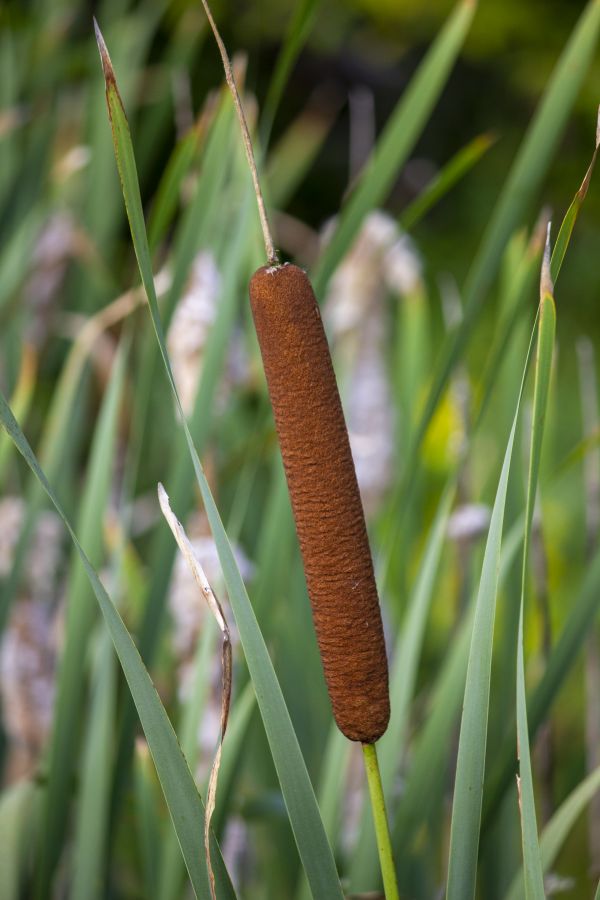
[249,263,390,743]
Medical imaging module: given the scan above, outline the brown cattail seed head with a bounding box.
[249,263,390,743]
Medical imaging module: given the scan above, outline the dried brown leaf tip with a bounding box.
[540,222,553,300]
[93,17,125,112]
[93,19,115,85]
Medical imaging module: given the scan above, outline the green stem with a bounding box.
[362,742,400,900]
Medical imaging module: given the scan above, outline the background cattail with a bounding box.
[249,262,389,744]
[323,210,423,517]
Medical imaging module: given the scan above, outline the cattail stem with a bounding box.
[199,0,278,266]
[362,742,399,900]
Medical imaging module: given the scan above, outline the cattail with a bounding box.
[199,0,390,744]
[250,263,389,743]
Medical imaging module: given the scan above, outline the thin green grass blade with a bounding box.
[147,125,204,253]
[0,391,236,900]
[394,604,473,869]
[314,727,349,846]
[408,0,600,475]
[0,345,37,486]
[134,739,163,900]
[0,210,42,311]
[483,543,600,831]
[311,0,476,296]
[380,481,455,778]
[475,227,544,429]
[124,89,236,504]
[296,725,350,900]
[554,430,600,480]
[393,283,430,459]
[163,93,235,322]
[36,344,126,899]
[400,132,496,231]
[0,280,132,639]
[0,355,87,638]
[158,620,218,900]
[266,94,341,209]
[550,108,600,283]
[0,781,39,900]
[83,11,161,259]
[112,186,253,824]
[95,24,344,899]
[71,634,117,900]
[251,456,295,622]
[132,17,205,185]
[351,482,455,890]
[446,323,537,900]
[392,516,524,875]
[515,250,556,899]
[506,765,600,900]
[261,0,318,139]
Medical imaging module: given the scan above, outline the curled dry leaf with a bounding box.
[157,483,231,900]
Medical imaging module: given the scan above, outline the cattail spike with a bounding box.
[250,264,390,743]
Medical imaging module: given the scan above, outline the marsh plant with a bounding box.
[2,1,600,898]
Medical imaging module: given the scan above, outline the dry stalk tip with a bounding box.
[198,0,278,265]
[93,18,115,86]
[540,221,553,300]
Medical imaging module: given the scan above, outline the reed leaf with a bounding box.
[0,390,237,900]
[95,23,344,899]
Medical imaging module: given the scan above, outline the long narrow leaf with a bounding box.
[351,482,455,890]
[296,726,350,900]
[0,781,39,900]
[515,239,556,899]
[37,343,126,899]
[94,23,344,899]
[0,391,236,900]
[71,634,117,900]
[550,107,600,283]
[261,0,319,139]
[409,0,600,474]
[446,323,537,899]
[483,543,600,830]
[400,132,496,231]
[506,766,600,900]
[312,0,476,295]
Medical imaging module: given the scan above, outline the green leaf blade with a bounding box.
[0,391,236,900]
[94,22,344,900]
[516,287,555,900]
[447,326,537,900]
[312,0,476,296]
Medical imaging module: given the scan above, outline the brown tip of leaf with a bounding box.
[531,207,551,257]
[93,18,116,87]
[540,221,553,300]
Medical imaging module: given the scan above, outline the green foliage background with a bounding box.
[2,1,600,898]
